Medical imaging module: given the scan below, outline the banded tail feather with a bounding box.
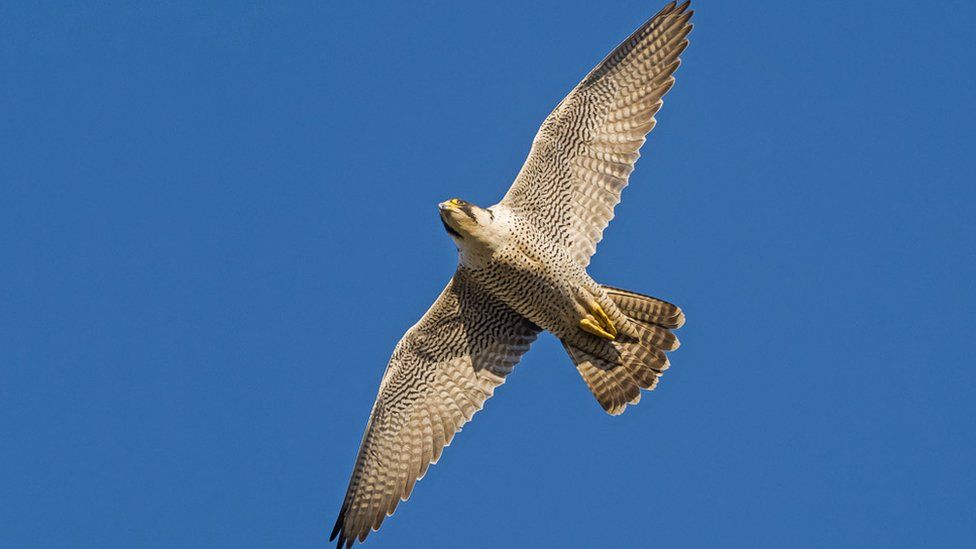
[563,285,684,414]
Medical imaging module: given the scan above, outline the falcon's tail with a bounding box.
[562,286,684,415]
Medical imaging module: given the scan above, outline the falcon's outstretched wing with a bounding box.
[501,1,693,267]
[330,270,540,548]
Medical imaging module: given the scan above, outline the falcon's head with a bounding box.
[438,198,497,247]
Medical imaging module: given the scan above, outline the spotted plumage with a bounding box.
[332,3,692,546]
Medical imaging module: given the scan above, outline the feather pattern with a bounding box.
[502,1,693,267]
[330,271,539,548]
[331,3,692,544]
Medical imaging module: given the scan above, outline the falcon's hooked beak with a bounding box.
[438,198,465,213]
[438,198,466,239]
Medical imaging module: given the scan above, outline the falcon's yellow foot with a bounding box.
[580,317,616,341]
[589,301,617,339]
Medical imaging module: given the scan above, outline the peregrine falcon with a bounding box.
[331,2,692,546]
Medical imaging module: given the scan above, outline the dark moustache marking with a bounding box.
[440,217,464,239]
[460,204,478,222]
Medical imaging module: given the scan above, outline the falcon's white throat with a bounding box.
[438,198,509,268]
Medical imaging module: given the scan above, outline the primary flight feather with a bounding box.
[331,2,693,546]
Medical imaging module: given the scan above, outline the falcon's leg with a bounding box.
[579,300,617,340]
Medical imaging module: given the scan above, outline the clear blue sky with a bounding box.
[2,1,974,547]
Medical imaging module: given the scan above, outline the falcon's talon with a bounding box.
[589,301,617,338]
[580,317,616,340]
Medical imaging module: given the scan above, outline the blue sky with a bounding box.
[2,1,974,547]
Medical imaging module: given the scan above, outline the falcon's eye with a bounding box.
[452,198,466,206]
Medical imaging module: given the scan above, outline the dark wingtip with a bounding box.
[329,518,341,541]
[329,503,347,544]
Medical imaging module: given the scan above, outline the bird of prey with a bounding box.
[331,2,692,546]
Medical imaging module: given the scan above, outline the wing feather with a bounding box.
[330,271,539,548]
[501,1,693,266]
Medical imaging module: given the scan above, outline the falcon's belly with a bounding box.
[464,212,622,341]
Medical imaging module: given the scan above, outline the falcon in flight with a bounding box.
[332,2,692,546]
